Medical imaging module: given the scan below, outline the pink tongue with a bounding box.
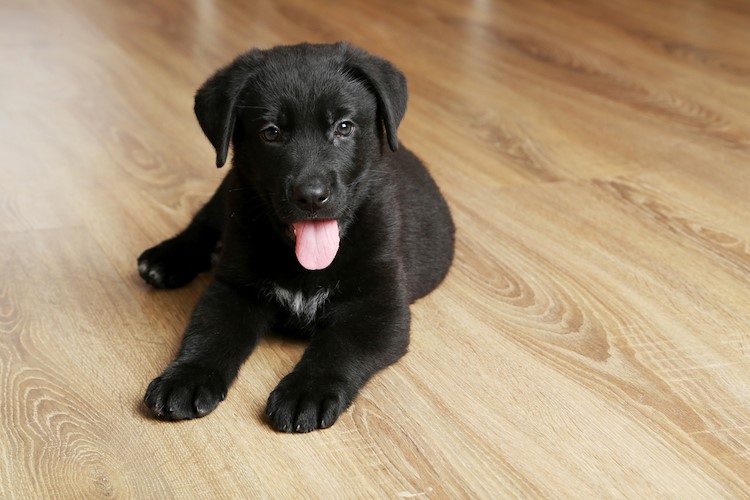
[292,220,340,270]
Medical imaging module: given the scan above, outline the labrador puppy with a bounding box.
[138,42,454,432]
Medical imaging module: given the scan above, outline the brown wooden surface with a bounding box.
[2,0,750,497]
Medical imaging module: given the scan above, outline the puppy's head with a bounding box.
[193,42,408,270]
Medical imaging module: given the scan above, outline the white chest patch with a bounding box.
[270,285,331,324]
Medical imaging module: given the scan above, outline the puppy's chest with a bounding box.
[267,284,332,324]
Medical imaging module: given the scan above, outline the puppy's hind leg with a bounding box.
[138,185,224,289]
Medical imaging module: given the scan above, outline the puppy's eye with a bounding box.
[334,121,354,137]
[260,126,281,142]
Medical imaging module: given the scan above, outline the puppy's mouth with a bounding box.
[286,219,340,271]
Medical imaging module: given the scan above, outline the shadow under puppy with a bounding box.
[138,42,454,432]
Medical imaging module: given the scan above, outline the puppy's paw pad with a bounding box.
[144,364,227,420]
[266,372,353,433]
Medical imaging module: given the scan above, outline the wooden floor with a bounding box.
[2,0,750,496]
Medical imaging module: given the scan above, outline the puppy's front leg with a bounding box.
[144,279,273,420]
[266,295,410,433]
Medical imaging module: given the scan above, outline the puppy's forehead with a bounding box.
[244,55,372,119]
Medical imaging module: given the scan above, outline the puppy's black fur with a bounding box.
[139,42,454,432]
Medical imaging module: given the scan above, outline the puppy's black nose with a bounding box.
[291,182,331,212]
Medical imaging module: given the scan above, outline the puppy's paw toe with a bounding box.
[144,364,227,420]
[266,372,353,433]
[138,259,167,288]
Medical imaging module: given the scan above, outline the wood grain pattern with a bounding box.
[1,0,749,496]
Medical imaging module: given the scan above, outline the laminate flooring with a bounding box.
[1,0,749,496]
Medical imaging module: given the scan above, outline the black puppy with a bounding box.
[139,42,454,432]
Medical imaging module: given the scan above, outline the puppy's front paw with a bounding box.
[137,237,213,289]
[266,372,354,433]
[144,363,227,420]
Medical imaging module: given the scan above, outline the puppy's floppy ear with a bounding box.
[194,51,260,168]
[343,45,408,152]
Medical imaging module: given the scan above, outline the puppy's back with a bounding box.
[391,147,455,303]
